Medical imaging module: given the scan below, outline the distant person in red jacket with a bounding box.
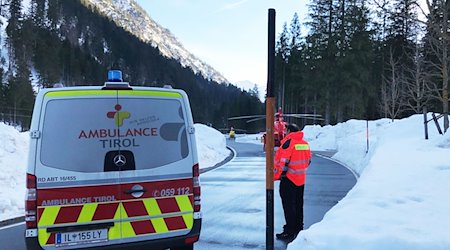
[274,123,312,243]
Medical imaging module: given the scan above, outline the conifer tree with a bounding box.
[421,0,450,132]
[276,22,291,109]
[305,0,337,124]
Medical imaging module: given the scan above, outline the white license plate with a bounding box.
[56,229,108,246]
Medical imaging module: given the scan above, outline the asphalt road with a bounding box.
[0,139,356,250]
[225,139,357,233]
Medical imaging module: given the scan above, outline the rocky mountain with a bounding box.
[83,0,229,84]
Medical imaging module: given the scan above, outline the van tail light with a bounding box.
[193,164,201,212]
[25,173,37,229]
[185,235,199,245]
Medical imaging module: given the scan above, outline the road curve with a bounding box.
[225,139,357,232]
[194,139,357,249]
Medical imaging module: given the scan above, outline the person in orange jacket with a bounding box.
[274,123,312,243]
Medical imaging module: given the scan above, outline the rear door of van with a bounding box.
[34,88,196,249]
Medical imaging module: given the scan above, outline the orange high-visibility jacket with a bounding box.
[274,131,311,186]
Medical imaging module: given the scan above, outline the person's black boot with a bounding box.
[276,231,296,243]
[276,231,290,239]
[276,225,289,239]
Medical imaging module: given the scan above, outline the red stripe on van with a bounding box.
[37,185,120,206]
[37,207,44,221]
[157,198,180,213]
[54,205,83,224]
[121,179,193,200]
[92,203,119,221]
[46,233,55,245]
[36,179,193,205]
[164,216,186,231]
[123,201,148,217]
[131,220,156,235]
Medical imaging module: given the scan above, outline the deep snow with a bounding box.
[1,114,450,249]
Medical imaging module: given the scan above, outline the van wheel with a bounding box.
[171,244,193,250]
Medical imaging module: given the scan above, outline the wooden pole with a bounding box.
[432,113,443,135]
[266,8,275,250]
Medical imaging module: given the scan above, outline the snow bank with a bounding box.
[194,123,229,168]
[289,114,450,250]
[0,123,29,221]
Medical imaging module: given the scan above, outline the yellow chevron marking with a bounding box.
[110,203,136,239]
[151,218,169,233]
[175,195,194,229]
[121,221,136,238]
[143,198,162,216]
[38,228,51,246]
[182,213,194,229]
[175,195,193,212]
[143,198,168,233]
[114,203,128,220]
[38,206,60,227]
[108,222,121,240]
[77,203,98,223]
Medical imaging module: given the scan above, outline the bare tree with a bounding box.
[381,46,407,121]
[401,42,434,113]
[375,0,449,132]
[415,0,450,133]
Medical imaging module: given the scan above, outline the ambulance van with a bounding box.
[25,71,201,250]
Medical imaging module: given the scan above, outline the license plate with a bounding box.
[56,229,108,246]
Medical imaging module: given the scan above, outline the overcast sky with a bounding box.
[135,0,309,92]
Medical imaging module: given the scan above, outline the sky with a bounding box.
[135,0,309,92]
[2,114,450,249]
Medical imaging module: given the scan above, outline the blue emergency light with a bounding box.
[108,70,123,82]
[103,70,130,89]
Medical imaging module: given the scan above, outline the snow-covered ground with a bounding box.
[294,116,450,250]
[0,123,29,221]
[1,114,450,249]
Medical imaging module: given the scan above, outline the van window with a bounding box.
[40,97,189,172]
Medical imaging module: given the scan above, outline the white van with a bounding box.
[25,71,201,250]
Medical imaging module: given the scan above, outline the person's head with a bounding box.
[287,123,300,134]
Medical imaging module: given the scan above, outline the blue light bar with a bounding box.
[108,70,123,82]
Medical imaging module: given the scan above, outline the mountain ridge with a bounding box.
[83,0,229,84]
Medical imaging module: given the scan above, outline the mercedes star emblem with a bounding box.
[113,154,126,167]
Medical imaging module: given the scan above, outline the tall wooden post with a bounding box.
[266,8,276,250]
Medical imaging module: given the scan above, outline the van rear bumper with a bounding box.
[26,219,201,250]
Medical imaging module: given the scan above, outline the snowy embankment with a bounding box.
[0,123,29,221]
[236,115,450,249]
[2,114,450,250]
[0,123,229,221]
[194,123,229,168]
[295,115,450,250]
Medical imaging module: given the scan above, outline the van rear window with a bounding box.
[40,97,189,172]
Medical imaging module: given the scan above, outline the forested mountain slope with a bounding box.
[0,0,263,130]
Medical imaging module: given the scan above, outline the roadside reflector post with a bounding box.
[266,8,276,250]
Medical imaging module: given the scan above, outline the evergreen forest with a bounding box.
[275,0,449,133]
[0,0,449,134]
[0,0,263,131]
